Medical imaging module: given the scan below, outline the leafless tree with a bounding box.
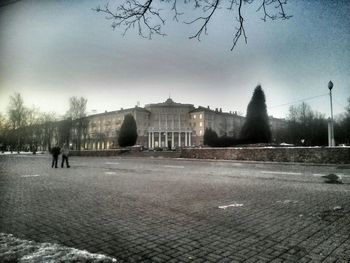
[7,93,28,151]
[65,96,88,150]
[38,112,57,151]
[94,0,291,50]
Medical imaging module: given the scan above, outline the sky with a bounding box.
[0,0,349,119]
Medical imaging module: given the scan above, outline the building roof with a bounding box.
[145,98,194,108]
[190,106,244,118]
[86,106,150,118]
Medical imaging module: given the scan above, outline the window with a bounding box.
[194,115,197,119]
[199,114,202,119]
[199,122,203,127]
[199,130,202,135]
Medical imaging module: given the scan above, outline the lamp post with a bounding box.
[328,81,335,147]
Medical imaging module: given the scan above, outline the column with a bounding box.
[178,132,181,147]
[148,132,151,148]
[159,132,161,147]
[172,132,174,149]
[152,132,155,149]
[189,132,192,146]
[185,132,188,147]
[165,132,168,148]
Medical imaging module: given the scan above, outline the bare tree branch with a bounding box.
[169,0,183,22]
[231,0,247,50]
[256,0,292,21]
[185,0,220,41]
[94,0,291,50]
[93,0,166,39]
[0,0,22,8]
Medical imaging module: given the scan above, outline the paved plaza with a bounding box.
[0,154,350,262]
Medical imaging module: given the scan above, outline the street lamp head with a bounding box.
[328,80,333,90]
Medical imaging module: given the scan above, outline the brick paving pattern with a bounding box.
[0,155,349,262]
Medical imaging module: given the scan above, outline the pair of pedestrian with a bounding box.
[50,143,70,168]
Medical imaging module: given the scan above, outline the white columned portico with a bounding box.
[165,132,168,148]
[185,132,188,147]
[172,132,174,149]
[189,132,191,146]
[152,132,155,149]
[148,132,151,148]
[159,132,161,147]
[178,132,181,147]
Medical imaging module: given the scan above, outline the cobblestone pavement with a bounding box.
[1,154,350,262]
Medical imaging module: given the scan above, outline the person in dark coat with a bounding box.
[61,143,70,168]
[50,144,61,168]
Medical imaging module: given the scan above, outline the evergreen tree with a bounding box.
[240,85,271,143]
[203,127,218,147]
[118,114,138,147]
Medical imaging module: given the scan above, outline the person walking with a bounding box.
[50,144,61,168]
[61,143,70,168]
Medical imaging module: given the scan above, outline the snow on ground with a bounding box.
[0,233,117,262]
[218,203,243,209]
[0,151,46,155]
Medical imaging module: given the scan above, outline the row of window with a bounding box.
[190,122,203,127]
[192,114,203,119]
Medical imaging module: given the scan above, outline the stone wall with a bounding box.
[180,147,350,164]
[70,149,181,158]
[70,149,130,157]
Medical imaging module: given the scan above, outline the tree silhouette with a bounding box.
[7,93,28,151]
[286,102,329,146]
[65,97,88,150]
[240,85,271,143]
[203,127,218,147]
[58,118,72,146]
[94,0,291,51]
[118,114,138,147]
[336,97,350,144]
[0,0,22,8]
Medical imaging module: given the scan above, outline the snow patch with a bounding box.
[276,200,300,204]
[163,165,185,169]
[0,233,117,262]
[313,173,325,177]
[261,171,301,175]
[0,151,45,155]
[219,203,243,209]
[21,174,40,178]
[105,171,117,175]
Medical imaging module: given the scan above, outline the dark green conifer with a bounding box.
[203,127,218,147]
[240,85,271,143]
[118,114,138,147]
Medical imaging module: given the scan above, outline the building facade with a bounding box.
[78,98,286,150]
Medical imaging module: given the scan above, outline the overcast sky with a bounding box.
[0,0,349,118]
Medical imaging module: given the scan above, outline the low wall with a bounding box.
[180,147,350,164]
[70,149,181,158]
[70,149,130,157]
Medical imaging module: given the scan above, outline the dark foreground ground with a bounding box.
[0,154,350,262]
